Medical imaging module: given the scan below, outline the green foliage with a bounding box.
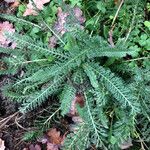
[23,131,41,141]
[138,34,150,50]
[0,0,150,149]
[60,84,76,116]
[67,0,82,7]
[0,28,141,149]
[64,124,89,150]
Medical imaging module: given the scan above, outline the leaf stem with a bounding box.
[124,56,150,62]
[43,21,65,45]
[111,0,124,27]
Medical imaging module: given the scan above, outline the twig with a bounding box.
[15,115,28,131]
[108,0,124,46]
[14,58,48,66]
[0,116,10,123]
[14,140,24,149]
[89,11,100,37]
[135,128,149,150]
[111,0,124,27]
[0,112,19,129]
[44,107,61,125]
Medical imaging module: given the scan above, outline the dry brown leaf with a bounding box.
[23,0,50,16]
[47,143,59,150]
[54,7,69,35]
[0,138,5,150]
[28,144,41,150]
[75,93,84,107]
[69,93,84,116]
[0,21,16,49]
[10,0,20,8]
[47,128,63,144]
[114,0,120,5]
[4,0,15,3]
[73,7,86,24]
[46,128,67,150]
[120,139,133,149]
[37,137,48,144]
[22,148,28,150]
[72,116,83,124]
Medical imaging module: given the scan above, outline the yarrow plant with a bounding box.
[0,0,149,149]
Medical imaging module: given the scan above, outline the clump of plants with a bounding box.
[0,0,149,149]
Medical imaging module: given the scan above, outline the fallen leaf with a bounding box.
[120,139,133,149]
[75,93,84,107]
[10,0,20,8]
[69,124,80,132]
[35,144,41,150]
[72,116,83,124]
[4,0,15,3]
[0,138,5,150]
[49,7,85,48]
[0,21,16,49]
[47,128,63,144]
[47,143,59,150]
[69,93,84,115]
[54,7,69,35]
[69,97,77,115]
[46,129,67,150]
[23,0,50,16]
[29,144,41,150]
[73,7,86,24]
[37,137,48,144]
[114,0,120,5]
[49,36,57,48]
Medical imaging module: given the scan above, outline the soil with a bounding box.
[0,76,23,149]
[0,3,27,148]
[0,75,69,150]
